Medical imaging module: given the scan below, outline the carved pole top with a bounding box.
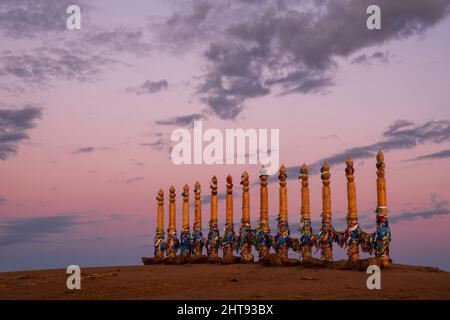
[345,156,355,182]
[299,163,309,186]
[376,150,385,178]
[194,181,201,192]
[278,164,287,185]
[377,150,384,163]
[241,171,249,184]
[299,163,308,176]
[321,162,331,185]
[259,165,269,177]
[156,189,164,202]
[169,185,176,202]
[346,156,354,167]
[226,175,233,194]
[182,184,189,198]
[210,176,218,194]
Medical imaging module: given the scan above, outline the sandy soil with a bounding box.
[0,263,448,300]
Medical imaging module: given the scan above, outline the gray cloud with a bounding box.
[127,79,168,95]
[140,140,167,151]
[73,146,109,154]
[408,149,450,161]
[0,46,119,86]
[155,113,205,126]
[74,146,95,154]
[0,196,5,205]
[122,176,144,184]
[0,0,89,39]
[0,214,79,246]
[157,0,450,120]
[153,1,215,51]
[351,51,389,65]
[283,119,450,178]
[0,3,151,91]
[83,27,152,56]
[0,105,43,160]
[389,194,449,224]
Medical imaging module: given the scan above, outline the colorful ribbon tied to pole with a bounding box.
[359,229,375,254]
[318,221,335,261]
[191,229,205,255]
[274,219,291,256]
[237,221,254,254]
[166,230,180,256]
[222,222,236,256]
[180,230,191,257]
[344,223,362,247]
[255,223,273,257]
[206,222,221,257]
[153,230,165,257]
[299,217,316,249]
[374,216,391,259]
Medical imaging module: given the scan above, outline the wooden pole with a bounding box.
[206,176,220,258]
[256,166,271,259]
[376,151,391,267]
[182,185,189,230]
[180,184,191,257]
[299,164,313,259]
[279,165,288,222]
[166,185,179,258]
[222,175,236,260]
[319,162,333,264]
[226,175,233,225]
[275,165,289,262]
[345,157,360,262]
[242,171,250,222]
[157,189,165,232]
[154,189,165,258]
[239,171,254,263]
[192,181,204,256]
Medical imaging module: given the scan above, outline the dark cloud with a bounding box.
[0,2,154,94]
[153,1,215,51]
[335,194,450,230]
[155,113,205,126]
[389,194,449,224]
[73,146,110,154]
[122,176,144,184]
[0,106,42,160]
[409,149,450,161]
[74,146,95,154]
[0,214,79,246]
[0,0,89,39]
[140,140,167,151]
[158,0,450,120]
[140,132,173,152]
[83,27,152,55]
[0,46,119,85]
[351,51,389,64]
[127,80,168,95]
[283,119,450,178]
[0,196,5,205]
[73,146,109,154]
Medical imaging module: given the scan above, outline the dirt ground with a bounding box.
[0,263,449,300]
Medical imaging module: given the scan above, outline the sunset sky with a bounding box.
[1,0,450,272]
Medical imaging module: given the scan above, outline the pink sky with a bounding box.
[0,0,449,271]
